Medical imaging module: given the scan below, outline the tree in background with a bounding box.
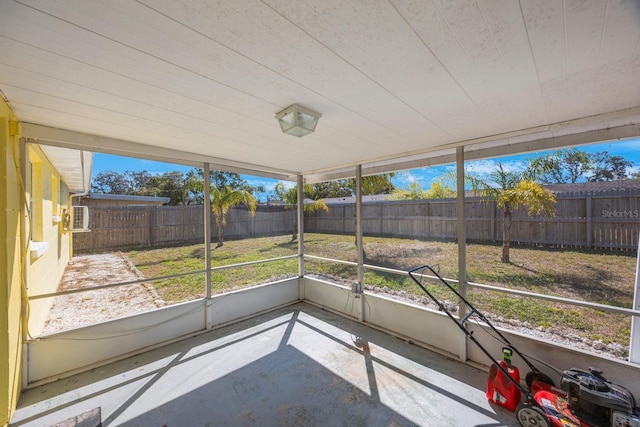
[465,163,556,263]
[128,170,154,192]
[528,148,636,184]
[390,179,455,200]
[389,182,427,200]
[270,174,393,238]
[305,173,396,199]
[589,152,633,182]
[182,169,205,204]
[311,180,352,199]
[92,170,138,194]
[528,148,593,184]
[273,182,328,241]
[91,168,264,206]
[211,185,257,248]
[348,173,396,195]
[140,172,192,205]
[209,169,246,191]
[425,180,456,198]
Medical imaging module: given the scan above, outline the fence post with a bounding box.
[586,195,592,249]
[424,200,429,239]
[149,206,156,247]
[491,202,496,242]
[342,205,346,234]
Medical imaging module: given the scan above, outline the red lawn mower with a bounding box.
[408,265,640,427]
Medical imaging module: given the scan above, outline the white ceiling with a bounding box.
[1,0,639,184]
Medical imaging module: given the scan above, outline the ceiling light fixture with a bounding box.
[275,104,321,137]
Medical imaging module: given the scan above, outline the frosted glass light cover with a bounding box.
[275,104,321,137]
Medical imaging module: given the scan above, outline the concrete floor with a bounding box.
[11,302,520,427]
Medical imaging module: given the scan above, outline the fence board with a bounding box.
[73,205,295,253]
[74,191,640,253]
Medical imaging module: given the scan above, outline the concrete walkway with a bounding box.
[11,303,520,426]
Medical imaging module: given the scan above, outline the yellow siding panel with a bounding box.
[25,146,71,336]
[1,100,23,427]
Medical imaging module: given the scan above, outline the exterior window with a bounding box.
[30,159,44,242]
[52,175,59,220]
[27,160,33,240]
[28,154,50,260]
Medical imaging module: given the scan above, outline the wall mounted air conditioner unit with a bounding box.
[72,206,90,232]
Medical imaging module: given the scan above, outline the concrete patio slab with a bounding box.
[11,302,519,427]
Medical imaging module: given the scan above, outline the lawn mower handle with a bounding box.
[408,264,537,399]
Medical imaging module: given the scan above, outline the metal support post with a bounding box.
[456,147,468,362]
[629,231,640,364]
[356,165,365,322]
[297,174,305,278]
[203,164,212,329]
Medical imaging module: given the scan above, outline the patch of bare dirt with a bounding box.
[41,252,165,335]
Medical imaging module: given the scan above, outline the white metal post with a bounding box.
[204,164,212,329]
[297,174,305,278]
[629,231,640,364]
[356,165,364,322]
[456,147,468,362]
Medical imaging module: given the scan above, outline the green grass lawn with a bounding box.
[126,233,637,346]
[126,235,298,301]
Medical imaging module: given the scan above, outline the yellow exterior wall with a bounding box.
[1,100,23,426]
[25,145,72,336]
[0,100,75,425]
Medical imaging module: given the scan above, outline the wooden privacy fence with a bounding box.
[73,205,295,253]
[306,190,640,251]
[74,190,639,253]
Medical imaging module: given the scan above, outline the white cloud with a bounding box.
[394,171,418,188]
[464,160,496,175]
[465,158,529,180]
[392,165,455,189]
[242,177,289,201]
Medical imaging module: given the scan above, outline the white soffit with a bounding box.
[1,0,639,179]
[38,145,92,193]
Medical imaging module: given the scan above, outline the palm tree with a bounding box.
[465,163,556,263]
[211,185,257,248]
[274,182,328,241]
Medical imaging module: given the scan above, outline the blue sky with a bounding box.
[92,138,640,202]
[392,138,640,190]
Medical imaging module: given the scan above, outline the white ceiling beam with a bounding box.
[20,117,640,185]
[305,123,640,184]
[21,123,297,181]
[303,107,640,182]
[464,123,640,161]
